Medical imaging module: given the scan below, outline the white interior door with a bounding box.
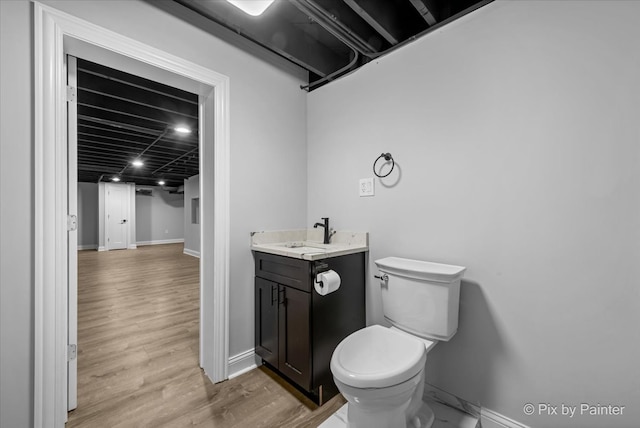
[106,184,129,250]
[67,55,78,412]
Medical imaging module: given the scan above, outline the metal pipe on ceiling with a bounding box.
[291,0,379,57]
[116,128,168,175]
[300,0,494,90]
[300,49,359,92]
[291,0,363,91]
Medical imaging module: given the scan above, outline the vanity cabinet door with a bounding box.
[255,278,279,367]
[278,285,311,390]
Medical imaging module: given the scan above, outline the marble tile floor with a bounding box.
[319,399,479,428]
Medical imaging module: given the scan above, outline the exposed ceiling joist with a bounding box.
[157,0,492,90]
[408,0,438,26]
[342,0,400,45]
[291,0,377,56]
[173,0,352,77]
[76,58,199,187]
[76,1,493,186]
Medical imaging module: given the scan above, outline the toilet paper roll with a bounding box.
[314,270,341,296]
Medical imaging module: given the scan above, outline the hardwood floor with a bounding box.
[68,244,345,427]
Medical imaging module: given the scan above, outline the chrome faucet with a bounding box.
[313,217,331,244]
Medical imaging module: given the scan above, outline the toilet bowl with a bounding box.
[330,257,466,428]
[331,325,435,428]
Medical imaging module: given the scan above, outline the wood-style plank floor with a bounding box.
[68,243,345,427]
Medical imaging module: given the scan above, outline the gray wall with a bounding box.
[183,175,200,255]
[9,1,636,427]
[135,186,184,244]
[307,1,640,427]
[77,182,99,248]
[0,0,308,426]
[0,1,33,426]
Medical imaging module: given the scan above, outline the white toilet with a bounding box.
[330,257,466,428]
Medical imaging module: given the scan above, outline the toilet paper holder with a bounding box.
[313,262,330,288]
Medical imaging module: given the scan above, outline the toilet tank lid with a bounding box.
[375,257,466,283]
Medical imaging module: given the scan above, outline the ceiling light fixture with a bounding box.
[174,126,192,134]
[226,0,275,16]
[112,125,193,186]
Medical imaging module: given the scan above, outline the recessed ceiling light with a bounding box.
[174,126,191,134]
[158,180,166,186]
[226,0,274,16]
[132,159,144,167]
[112,176,121,182]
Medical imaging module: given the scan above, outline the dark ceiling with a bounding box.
[77,0,491,187]
[169,0,492,90]
[76,58,199,187]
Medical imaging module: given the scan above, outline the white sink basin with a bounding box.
[283,246,326,254]
[281,242,326,249]
[277,242,327,254]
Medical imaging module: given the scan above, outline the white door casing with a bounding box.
[33,3,231,427]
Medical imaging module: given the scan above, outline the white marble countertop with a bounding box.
[250,229,368,261]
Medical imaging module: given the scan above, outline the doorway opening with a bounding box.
[34,4,230,425]
[69,55,203,420]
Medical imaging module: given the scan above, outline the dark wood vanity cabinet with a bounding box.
[255,277,311,389]
[253,251,365,404]
[254,278,279,367]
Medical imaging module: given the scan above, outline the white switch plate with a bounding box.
[359,178,375,197]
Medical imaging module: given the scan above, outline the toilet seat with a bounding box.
[331,325,426,389]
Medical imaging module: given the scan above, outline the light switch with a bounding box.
[359,178,375,197]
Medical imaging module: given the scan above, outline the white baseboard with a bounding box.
[128,244,137,250]
[228,349,258,379]
[98,246,106,252]
[423,383,529,428]
[136,238,184,246]
[183,248,201,258]
[77,244,97,251]
[424,383,481,419]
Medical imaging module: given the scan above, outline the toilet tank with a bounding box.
[375,257,466,341]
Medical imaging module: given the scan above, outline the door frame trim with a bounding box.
[33,3,231,426]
